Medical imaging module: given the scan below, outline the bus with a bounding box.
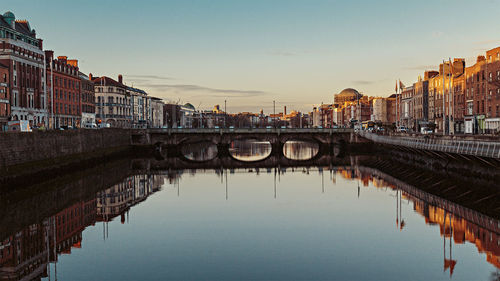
[362,121,375,131]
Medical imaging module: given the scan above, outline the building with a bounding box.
[163,103,181,128]
[334,88,362,105]
[79,72,95,128]
[128,86,149,128]
[45,52,81,128]
[413,72,434,131]
[483,47,500,133]
[400,85,414,129]
[465,56,487,134]
[0,62,9,129]
[0,11,47,127]
[92,74,131,128]
[452,70,466,134]
[150,97,164,128]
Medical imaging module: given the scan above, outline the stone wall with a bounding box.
[0,128,132,176]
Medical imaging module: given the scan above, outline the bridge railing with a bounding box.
[359,131,500,159]
[148,128,354,134]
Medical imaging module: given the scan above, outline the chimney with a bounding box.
[57,56,67,64]
[118,74,123,84]
[477,55,486,63]
[67,59,78,67]
[89,73,93,80]
[284,106,287,115]
[44,50,54,61]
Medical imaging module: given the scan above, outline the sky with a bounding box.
[4,0,500,113]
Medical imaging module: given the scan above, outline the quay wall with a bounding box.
[0,129,133,183]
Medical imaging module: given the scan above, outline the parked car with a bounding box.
[397,126,408,133]
[421,127,434,135]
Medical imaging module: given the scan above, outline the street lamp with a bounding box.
[273,100,276,128]
[224,99,227,128]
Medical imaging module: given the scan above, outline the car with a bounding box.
[214,126,220,129]
[280,126,287,129]
[397,126,408,133]
[421,127,434,135]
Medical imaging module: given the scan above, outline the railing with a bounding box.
[147,127,354,134]
[359,131,500,159]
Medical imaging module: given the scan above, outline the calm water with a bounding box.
[1,141,500,281]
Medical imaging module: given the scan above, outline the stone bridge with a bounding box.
[131,128,368,159]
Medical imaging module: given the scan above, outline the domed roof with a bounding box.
[183,103,195,110]
[3,11,15,19]
[337,88,361,97]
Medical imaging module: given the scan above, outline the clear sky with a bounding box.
[4,0,500,113]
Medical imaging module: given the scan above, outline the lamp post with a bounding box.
[273,100,276,128]
[224,99,227,128]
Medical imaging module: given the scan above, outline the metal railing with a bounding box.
[359,131,500,159]
[147,127,354,134]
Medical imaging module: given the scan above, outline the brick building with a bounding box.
[483,47,500,132]
[79,72,95,128]
[0,11,47,127]
[0,62,8,128]
[452,71,466,134]
[465,56,487,133]
[45,52,81,128]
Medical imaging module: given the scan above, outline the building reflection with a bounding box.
[1,161,499,280]
[0,174,165,281]
[335,166,500,275]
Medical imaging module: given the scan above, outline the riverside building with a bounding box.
[79,72,95,128]
[45,52,81,128]
[0,11,47,127]
[92,74,131,128]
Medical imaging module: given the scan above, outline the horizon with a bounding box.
[4,0,500,113]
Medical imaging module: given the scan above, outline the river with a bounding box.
[0,141,499,281]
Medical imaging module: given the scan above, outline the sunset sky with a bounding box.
[5,0,500,113]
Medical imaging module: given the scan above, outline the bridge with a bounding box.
[131,128,368,159]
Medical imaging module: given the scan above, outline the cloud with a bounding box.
[431,31,444,38]
[125,74,174,80]
[352,80,376,85]
[402,65,437,71]
[144,84,268,98]
[269,50,298,57]
[475,39,500,46]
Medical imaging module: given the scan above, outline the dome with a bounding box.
[183,103,195,110]
[334,88,362,104]
[3,11,15,25]
[337,88,361,98]
[3,11,14,18]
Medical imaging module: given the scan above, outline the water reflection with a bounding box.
[0,155,499,280]
[181,142,218,161]
[229,139,271,161]
[283,140,319,160]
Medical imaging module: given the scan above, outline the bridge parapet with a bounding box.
[132,128,356,146]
